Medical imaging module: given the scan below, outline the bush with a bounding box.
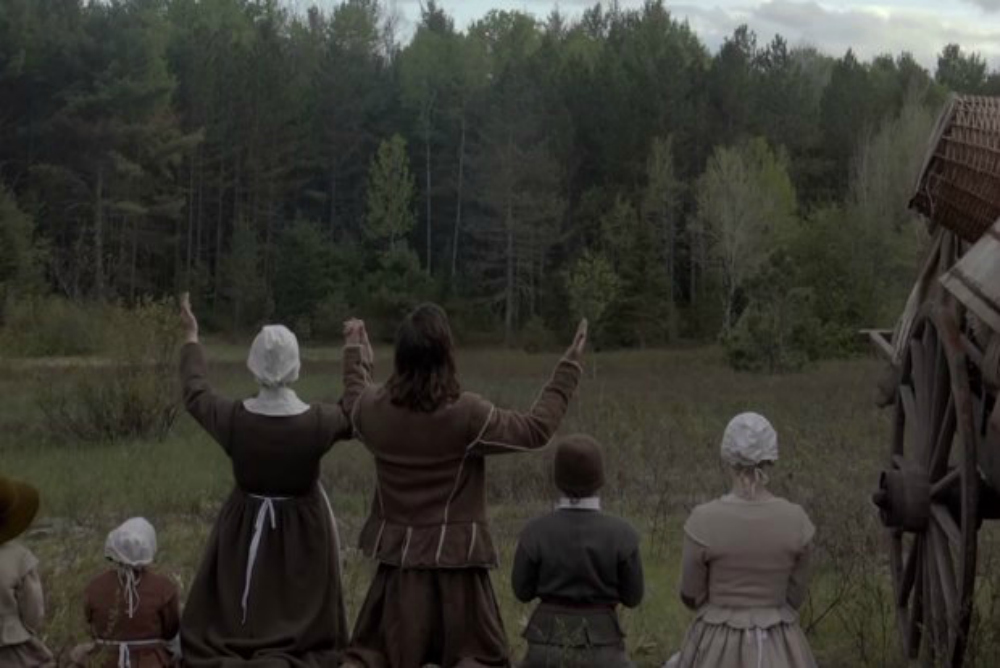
[360,247,434,341]
[310,291,351,341]
[519,316,556,353]
[1,296,106,357]
[37,299,180,442]
[724,286,818,373]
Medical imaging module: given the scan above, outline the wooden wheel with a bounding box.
[873,305,980,667]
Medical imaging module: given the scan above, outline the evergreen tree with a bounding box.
[364,135,416,251]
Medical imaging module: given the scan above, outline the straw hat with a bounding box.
[554,434,606,498]
[0,476,40,545]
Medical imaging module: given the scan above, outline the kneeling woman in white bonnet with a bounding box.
[176,295,371,666]
[71,518,180,668]
[668,413,817,668]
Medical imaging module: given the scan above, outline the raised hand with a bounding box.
[344,318,374,364]
[565,318,588,363]
[180,292,199,343]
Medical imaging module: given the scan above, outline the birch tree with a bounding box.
[695,138,797,333]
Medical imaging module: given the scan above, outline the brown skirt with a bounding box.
[180,486,348,667]
[343,564,510,668]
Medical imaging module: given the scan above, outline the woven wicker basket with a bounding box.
[910,95,1000,243]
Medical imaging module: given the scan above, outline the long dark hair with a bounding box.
[386,303,461,412]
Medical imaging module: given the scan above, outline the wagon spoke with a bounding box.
[911,339,929,421]
[931,469,960,500]
[900,385,924,463]
[922,540,941,662]
[930,342,951,440]
[929,397,956,480]
[899,535,920,607]
[931,503,961,548]
[929,520,959,619]
[906,544,924,658]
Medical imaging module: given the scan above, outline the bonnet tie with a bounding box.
[115,565,141,618]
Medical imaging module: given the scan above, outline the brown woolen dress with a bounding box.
[179,342,365,668]
[78,569,180,668]
[341,356,583,668]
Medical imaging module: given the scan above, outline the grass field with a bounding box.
[3,341,999,667]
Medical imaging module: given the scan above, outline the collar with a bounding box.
[556,496,601,511]
[243,387,310,417]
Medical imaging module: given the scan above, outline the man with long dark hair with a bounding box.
[342,303,587,668]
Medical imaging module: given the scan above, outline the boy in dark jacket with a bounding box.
[512,434,644,668]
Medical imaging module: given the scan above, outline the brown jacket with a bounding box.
[343,352,583,569]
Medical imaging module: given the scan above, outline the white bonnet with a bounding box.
[105,517,157,568]
[720,412,778,467]
[247,325,301,388]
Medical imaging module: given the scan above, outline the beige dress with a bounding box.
[675,494,817,668]
[0,541,54,668]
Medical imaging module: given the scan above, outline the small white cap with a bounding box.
[720,412,778,467]
[104,518,157,568]
[247,325,301,388]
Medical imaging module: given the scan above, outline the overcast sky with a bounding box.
[377,0,1000,70]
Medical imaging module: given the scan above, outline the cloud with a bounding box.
[672,1,1000,69]
[388,1,1000,69]
[964,0,1000,11]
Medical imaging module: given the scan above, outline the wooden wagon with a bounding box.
[869,95,1000,667]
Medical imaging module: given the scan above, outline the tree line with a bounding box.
[0,0,995,364]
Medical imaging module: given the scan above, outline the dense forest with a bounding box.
[1,0,998,365]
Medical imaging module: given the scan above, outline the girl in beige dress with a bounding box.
[669,413,817,668]
[0,475,54,668]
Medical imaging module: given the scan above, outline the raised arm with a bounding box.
[178,293,237,450]
[341,319,375,437]
[468,320,587,456]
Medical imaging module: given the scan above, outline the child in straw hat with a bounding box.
[0,474,54,667]
[512,435,644,668]
[69,518,180,668]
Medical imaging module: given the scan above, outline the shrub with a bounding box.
[519,316,556,353]
[309,292,351,342]
[724,287,817,373]
[1,296,106,357]
[360,247,434,341]
[37,299,180,442]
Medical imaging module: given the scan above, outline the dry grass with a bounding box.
[2,342,996,666]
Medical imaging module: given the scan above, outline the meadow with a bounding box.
[4,340,1000,667]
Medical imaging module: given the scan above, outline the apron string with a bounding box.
[241,494,287,624]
